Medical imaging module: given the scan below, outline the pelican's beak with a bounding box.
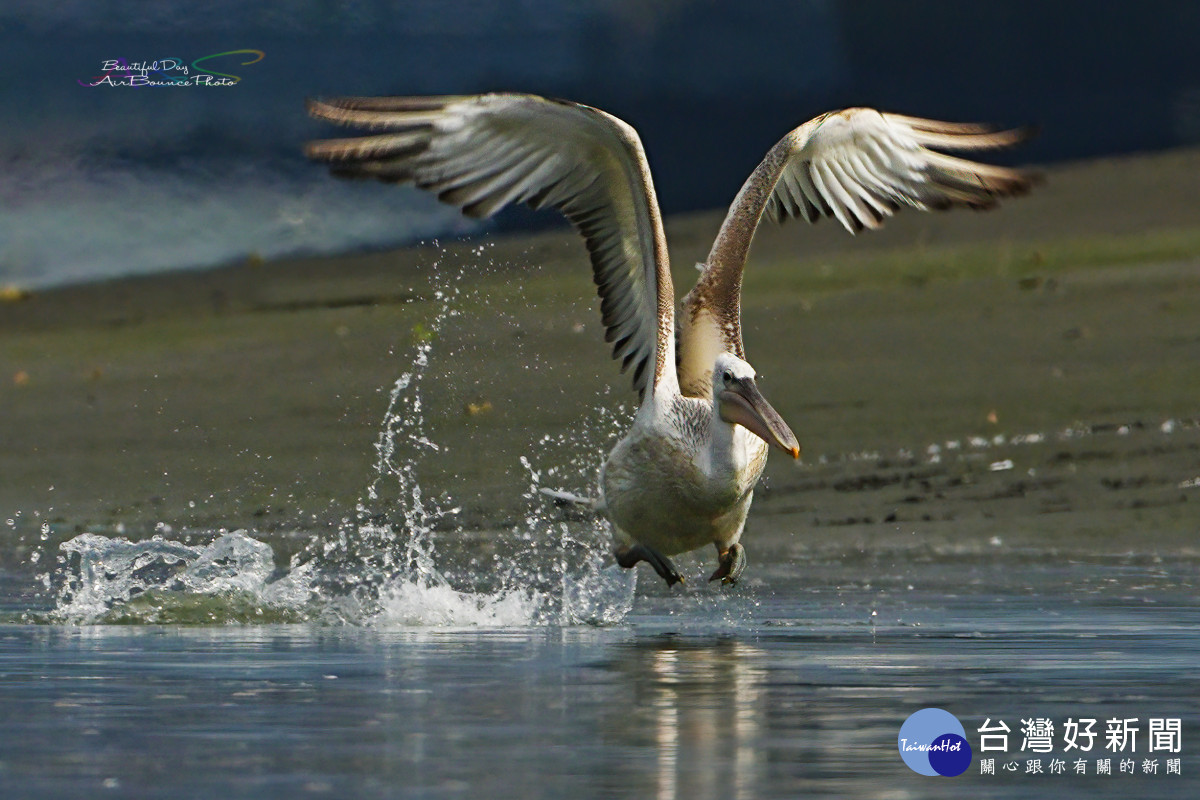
[719,378,801,459]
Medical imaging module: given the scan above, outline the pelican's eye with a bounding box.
[722,370,734,384]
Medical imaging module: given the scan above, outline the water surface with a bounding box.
[1,553,1196,799]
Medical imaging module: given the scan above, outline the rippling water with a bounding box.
[1,557,1196,799]
[3,462,1197,799]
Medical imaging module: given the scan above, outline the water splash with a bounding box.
[516,433,636,626]
[376,581,546,628]
[52,530,313,624]
[306,253,635,627]
[299,262,529,625]
[40,251,636,627]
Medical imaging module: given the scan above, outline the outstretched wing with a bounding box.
[763,110,1038,230]
[306,93,675,399]
[678,107,1038,397]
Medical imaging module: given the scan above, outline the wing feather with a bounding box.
[679,106,1038,397]
[306,93,675,399]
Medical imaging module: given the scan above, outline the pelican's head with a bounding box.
[713,353,801,459]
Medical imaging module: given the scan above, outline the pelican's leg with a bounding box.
[614,543,685,587]
[708,543,746,585]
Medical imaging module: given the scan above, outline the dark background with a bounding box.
[3,0,1198,283]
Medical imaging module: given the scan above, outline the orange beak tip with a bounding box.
[791,445,801,460]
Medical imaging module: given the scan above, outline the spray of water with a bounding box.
[51,530,315,624]
[303,274,466,621]
[334,256,636,627]
[45,250,636,626]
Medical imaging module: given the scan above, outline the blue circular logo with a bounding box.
[898,708,972,776]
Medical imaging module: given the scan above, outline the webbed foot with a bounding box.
[614,543,685,587]
[708,543,746,585]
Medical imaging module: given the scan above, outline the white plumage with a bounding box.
[308,93,1036,585]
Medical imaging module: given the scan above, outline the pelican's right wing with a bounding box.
[306,93,675,399]
[762,109,1038,231]
[679,107,1038,396]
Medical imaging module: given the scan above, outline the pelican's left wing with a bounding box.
[306,93,675,399]
[679,107,1038,396]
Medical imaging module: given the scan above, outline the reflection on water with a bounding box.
[1,568,1198,800]
[540,634,787,798]
[633,642,763,800]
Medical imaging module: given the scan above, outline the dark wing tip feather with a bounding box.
[305,134,430,164]
[889,112,1041,151]
[307,91,663,399]
[335,96,455,112]
[305,97,332,118]
[306,97,361,124]
[308,95,456,115]
[975,123,1041,151]
[1010,123,1041,145]
[1013,168,1046,192]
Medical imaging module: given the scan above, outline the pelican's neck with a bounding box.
[707,154,781,278]
[676,148,790,397]
[705,395,749,479]
[690,147,789,319]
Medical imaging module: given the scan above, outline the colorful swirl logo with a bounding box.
[898,708,972,776]
[191,50,265,84]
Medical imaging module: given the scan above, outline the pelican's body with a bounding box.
[307,93,1036,585]
[602,391,766,558]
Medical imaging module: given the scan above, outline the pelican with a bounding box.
[306,94,1036,586]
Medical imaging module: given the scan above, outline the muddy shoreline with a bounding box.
[2,148,1198,565]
